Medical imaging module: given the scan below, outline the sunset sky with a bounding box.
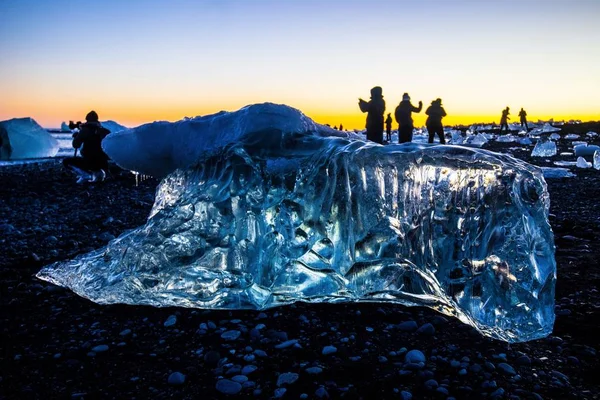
[1,0,598,129]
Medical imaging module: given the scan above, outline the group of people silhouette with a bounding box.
[358,86,446,145]
[358,86,530,144]
[500,106,529,134]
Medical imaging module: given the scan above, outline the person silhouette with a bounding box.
[358,86,386,144]
[518,108,528,131]
[394,93,422,143]
[426,98,447,144]
[339,123,344,131]
[385,113,393,142]
[63,111,111,183]
[500,107,510,134]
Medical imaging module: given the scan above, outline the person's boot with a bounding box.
[89,169,106,183]
[69,166,92,184]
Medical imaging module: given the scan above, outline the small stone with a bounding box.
[242,365,257,375]
[231,375,248,383]
[397,321,418,332]
[416,323,435,336]
[91,345,109,353]
[497,363,516,376]
[163,315,177,327]
[274,339,298,349]
[315,387,329,398]
[400,391,413,400]
[119,329,132,336]
[305,367,322,375]
[167,372,185,385]
[221,330,241,341]
[277,372,299,386]
[404,350,426,364]
[274,388,287,398]
[424,379,438,389]
[216,379,242,395]
[322,345,337,355]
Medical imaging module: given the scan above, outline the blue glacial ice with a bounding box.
[37,103,556,342]
[0,117,59,160]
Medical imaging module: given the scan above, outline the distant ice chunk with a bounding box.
[594,151,600,170]
[466,133,488,147]
[101,120,128,135]
[529,123,561,135]
[586,131,598,138]
[531,139,556,157]
[60,122,71,132]
[0,118,59,160]
[496,134,516,143]
[541,167,575,179]
[574,144,600,157]
[518,137,532,146]
[565,134,579,140]
[449,130,464,145]
[549,133,561,140]
[38,106,556,343]
[576,156,591,168]
[553,160,577,167]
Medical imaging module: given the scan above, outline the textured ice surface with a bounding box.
[518,138,532,146]
[38,109,556,342]
[594,151,600,170]
[529,123,561,135]
[531,140,557,157]
[0,118,59,160]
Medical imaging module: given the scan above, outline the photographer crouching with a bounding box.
[63,110,111,184]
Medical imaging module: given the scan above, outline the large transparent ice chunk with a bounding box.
[0,118,59,160]
[38,133,556,343]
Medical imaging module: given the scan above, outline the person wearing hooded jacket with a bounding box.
[426,98,447,144]
[63,110,111,183]
[395,93,422,143]
[358,86,386,144]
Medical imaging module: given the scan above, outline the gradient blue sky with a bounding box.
[1,0,598,128]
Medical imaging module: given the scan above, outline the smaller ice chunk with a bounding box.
[60,122,71,132]
[447,130,464,144]
[518,137,532,145]
[541,167,575,178]
[553,160,577,167]
[531,139,556,157]
[565,134,579,140]
[574,144,600,157]
[467,133,488,147]
[496,134,515,143]
[594,151,600,170]
[549,133,561,140]
[542,123,561,133]
[586,131,598,138]
[0,118,59,160]
[576,156,591,168]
